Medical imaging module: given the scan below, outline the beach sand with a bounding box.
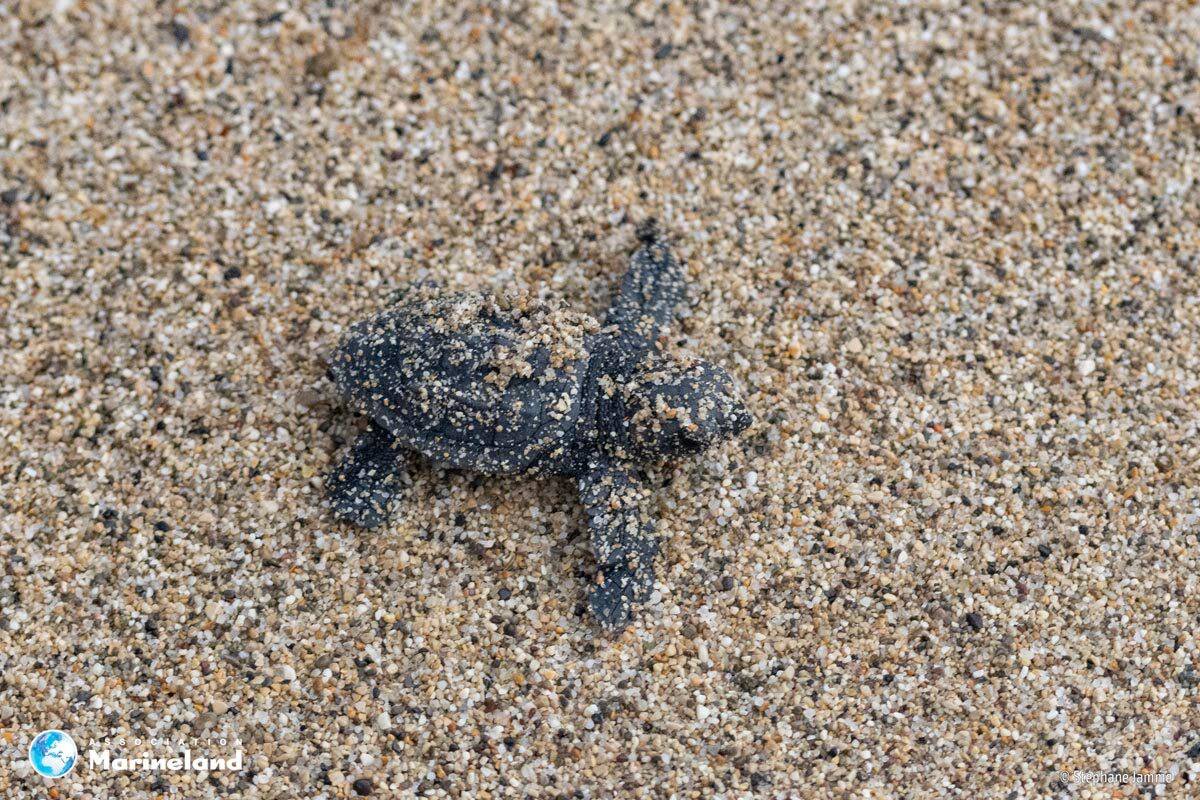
[2,1,1199,796]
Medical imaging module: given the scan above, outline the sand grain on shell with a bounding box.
[2,1,1200,798]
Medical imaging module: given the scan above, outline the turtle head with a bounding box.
[614,357,752,460]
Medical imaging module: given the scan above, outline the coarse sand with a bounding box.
[2,1,1200,797]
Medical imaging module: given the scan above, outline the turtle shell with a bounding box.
[330,288,600,473]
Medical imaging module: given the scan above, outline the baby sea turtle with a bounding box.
[326,222,752,629]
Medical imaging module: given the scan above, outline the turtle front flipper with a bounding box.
[578,458,659,630]
[604,220,685,354]
[327,421,410,529]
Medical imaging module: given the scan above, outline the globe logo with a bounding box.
[28,730,78,778]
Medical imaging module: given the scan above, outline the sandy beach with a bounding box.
[2,1,1199,797]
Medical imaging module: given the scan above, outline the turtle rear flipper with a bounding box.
[328,422,411,528]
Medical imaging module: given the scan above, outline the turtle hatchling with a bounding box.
[326,222,753,629]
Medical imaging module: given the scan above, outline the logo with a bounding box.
[29,730,78,778]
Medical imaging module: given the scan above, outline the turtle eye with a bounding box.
[679,423,712,451]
